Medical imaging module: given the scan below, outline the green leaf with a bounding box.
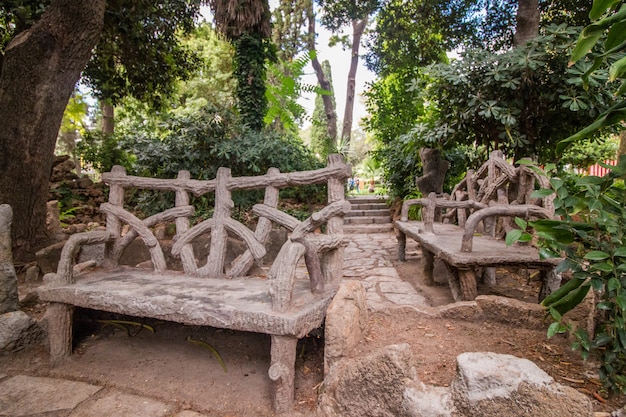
[592,262,614,272]
[550,284,591,315]
[592,332,612,348]
[590,0,623,20]
[609,55,626,81]
[506,229,523,246]
[609,277,622,291]
[518,233,533,242]
[570,29,603,63]
[605,20,626,50]
[542,277,586,306]
[584,250,610,260]
[514,217,528,229]
[530,188,555,198]
[615,247,626,257]
[547,321,566,338]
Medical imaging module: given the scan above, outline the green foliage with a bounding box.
[232,33,274,131]
[411,24,622,163]
[0,0,49,57]
[115,102,323,213]
[559,0,626,151]
[310,60,337,160]
[81,0,201,110]
[560,135,619,169]
[77,131,134,173]
[512,156,626,394]
[265,51,324,133]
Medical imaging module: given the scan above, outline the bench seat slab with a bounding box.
[38,268,334,338]
[395,221,560,269]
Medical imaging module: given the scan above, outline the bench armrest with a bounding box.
[460,205,554,252]
[55,231,114,284]
[400,193,487,231]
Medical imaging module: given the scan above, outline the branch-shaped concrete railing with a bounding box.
[460,205,555,252]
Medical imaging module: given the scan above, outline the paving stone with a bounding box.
[71,391,175,417]
[384,292,430,306]
[0,375,101,416]
[379,281,416,294]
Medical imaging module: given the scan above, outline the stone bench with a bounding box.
[395,151,562,302]
[38,154,351,414]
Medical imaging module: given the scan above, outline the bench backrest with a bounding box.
[98,155,351,284]
[400,151,555,236]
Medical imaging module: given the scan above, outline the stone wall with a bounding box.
[48,155,106,229]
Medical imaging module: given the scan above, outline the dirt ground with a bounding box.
[3,256,626,416]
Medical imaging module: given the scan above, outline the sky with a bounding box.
[298,27,376,128]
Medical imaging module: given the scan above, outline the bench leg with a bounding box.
[539,268,562,302]
[482,267,497,285]
[45,303,74,366]
[268,335,298,414]
[422,250,434,284]
[397,232,406,262]
[458,268,478,301]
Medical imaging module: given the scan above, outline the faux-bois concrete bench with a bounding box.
[38,154,351,414]
[396,152,562,302]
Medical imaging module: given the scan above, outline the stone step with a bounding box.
[347,196,387,205]
[349,203,388,211]
[345,216,392,225]
[343,223,395,234]
[345,209,391,217]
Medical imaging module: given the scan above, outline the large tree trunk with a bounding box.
[0,0,106,260]
[340,17,367,144]
[307,3,337,143]
[102,102,115,135]
[514,0,539,46]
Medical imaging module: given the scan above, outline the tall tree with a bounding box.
[0,0,106,258]
[0,0,202,259]
[514,0,540,45]
[306,0,338,142]
[210,0,273,131]
[317,0,378,144]
[310,60,337,158]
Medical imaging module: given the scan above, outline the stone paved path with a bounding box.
[343,232,429,310]
[0,231,418,417]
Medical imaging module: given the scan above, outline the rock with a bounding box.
[318,343,415,417]
[451,352,593,417]
[475,295,545,329]
[25,264,41,282]
[402,381,454,417]
[35,240,67,275]
[0,311,45,352]
[46,200,64,236]
[0,205,18,314]
[76,177,94,189]
[324,280,368,372]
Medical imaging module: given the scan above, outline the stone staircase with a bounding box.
[344,196,393,234]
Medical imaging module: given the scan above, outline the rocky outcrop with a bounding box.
[319,349,594,417]
[0,204,18,314]
[48,155,106,228]
[319,343,416,417]
[451,352,593,417]
[320,291,596,417]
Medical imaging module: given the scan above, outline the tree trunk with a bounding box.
[340,17,367,144]
[514,0,539,46]
[307,3,337,143]
[102,102,115,135]
[619,128,626,159]
[0,0,106,260]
